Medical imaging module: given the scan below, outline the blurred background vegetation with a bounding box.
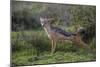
[11,1,96,66]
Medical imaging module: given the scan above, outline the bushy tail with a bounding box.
[76,27,86,34]
[72,27,90,48]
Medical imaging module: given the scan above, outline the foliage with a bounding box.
[11,31,96,66]
[11,1,96,66]
[12,2,96,41]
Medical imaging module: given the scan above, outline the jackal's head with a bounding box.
[40,16,53,27]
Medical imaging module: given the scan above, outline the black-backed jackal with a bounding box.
[40,16,89,54]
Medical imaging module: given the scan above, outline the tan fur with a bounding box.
[40,17,89,54]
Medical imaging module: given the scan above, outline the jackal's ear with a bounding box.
[40,17,44,21]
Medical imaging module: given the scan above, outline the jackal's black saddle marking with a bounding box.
[52,26,76,37]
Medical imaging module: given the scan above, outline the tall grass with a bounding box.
[11,30,96,66]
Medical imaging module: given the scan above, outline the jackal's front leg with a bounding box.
[51,40,57,54]
[51,40,54,54]
[53,40,57,53]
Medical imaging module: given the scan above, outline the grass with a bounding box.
[11,30,96,66]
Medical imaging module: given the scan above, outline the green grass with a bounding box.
[11,30,96,66]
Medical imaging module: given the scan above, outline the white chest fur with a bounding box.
[43,27,51,39]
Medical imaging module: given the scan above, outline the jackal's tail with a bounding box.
[76,27,86,34]
[72,27,90,49]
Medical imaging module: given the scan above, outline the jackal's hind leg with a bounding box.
[78,40,89,48]
[72,35,89,49]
